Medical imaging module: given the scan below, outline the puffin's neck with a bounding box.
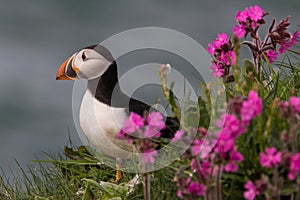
[87,61,122,106]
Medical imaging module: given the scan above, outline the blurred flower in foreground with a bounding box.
[118,111,165,164]
[259,147,281,168]
[244,180,259,200]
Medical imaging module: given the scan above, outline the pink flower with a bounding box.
[277,99,300,118]
[117,129,125,139]
[248,91,263,114]
[217,114,241,139]
[248,5,264,22]
[278,31,299,53]
[218,52,227,63]
[131,113,144,127]
[214,33,228,48]
[207,43,216,55]
[198,127,207,136]
[171,130,185,142]
[291,31,300,45]
[221,114,240,132]
[143,149,159,164]
[259,147,281,168]
[187,182,206,197]
[233,24,246,38]
[209,63,224,77]
[147,112,165,130]
[288,153,300,180]
[191,139,203,156]
[177,177,205,199]
[177,190,183,198]
[190,159,211,179]
[290,96,300,112]
[236,8,249,23]
[224,150,244,172]
[144,126,161,138]
[240,90,262,123]
[240,100,256,123]
[144,112,165,138]
[219,51,236,66]
[214,134,235,154]
[250,21,258,29]
[230,150,244,161]
[120,112,144,134]
[279,39,292,53]
[244,180,259,200]
[266,49,278,64]
[227,51,236,65]
[224,162,238,172]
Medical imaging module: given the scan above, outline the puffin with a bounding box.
[56,44,179,180]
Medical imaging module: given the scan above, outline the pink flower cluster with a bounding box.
[214,114,244,172]
[274,18,300,54]
[267,19,299,62]
[243,96,300,199]
[174,90,263,199]
[278,96,300,118]
[244,146,300,199]
[233,5,265,39]
[190,159,212,180]
[213,90,262,172]
[208,33,236,78]
[278,96,300,181]
[243,147,281,200]
[145,112,165,138]
[118,111,166,164]
[240,91,263,124]
[177,177,206,199]
[205,5,300,199]
[175,128,213,199]
[208,4,300,79]
[118,112,144,140]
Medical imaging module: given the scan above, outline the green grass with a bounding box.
[0,144,180,200]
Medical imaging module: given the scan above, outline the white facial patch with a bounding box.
[74,49,112,80]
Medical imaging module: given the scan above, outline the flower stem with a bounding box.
[233,35,241,92]
[143,173,151,200]
[216,165,222,200]
[257,53,262,80]
[297,176,300,200]
[289,117,298,153]
[273,167,280,200]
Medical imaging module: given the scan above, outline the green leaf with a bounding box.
[198,96,210,128]
[82,182,91,200]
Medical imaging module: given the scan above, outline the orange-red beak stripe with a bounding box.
[56,57,72,80]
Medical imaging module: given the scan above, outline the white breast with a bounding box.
[79,89,137,159]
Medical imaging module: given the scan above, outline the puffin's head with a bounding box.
[56,45,114,80]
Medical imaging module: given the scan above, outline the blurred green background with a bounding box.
[0,0,299,177]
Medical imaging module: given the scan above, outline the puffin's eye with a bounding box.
[82,52,87,61]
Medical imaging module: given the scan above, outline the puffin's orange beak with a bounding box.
[56,57,73,80]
